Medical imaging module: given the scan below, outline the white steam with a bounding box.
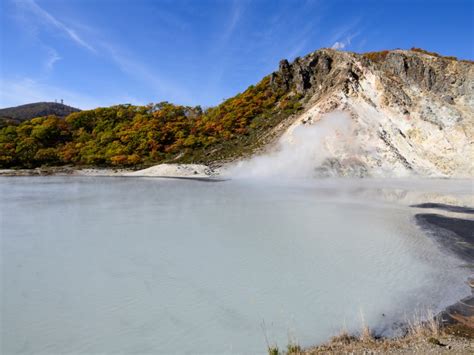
[227,111,356,179]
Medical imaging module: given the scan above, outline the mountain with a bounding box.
[0,48,472,177]
[264,48,473,177]
[0,102,80,124]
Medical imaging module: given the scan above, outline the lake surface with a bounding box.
[1,177,472,354]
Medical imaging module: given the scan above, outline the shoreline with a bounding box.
[413,207,474,331]
[2,164,474,179]
[302,203,474,354]
[0,163,220,179]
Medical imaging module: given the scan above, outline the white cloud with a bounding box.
[44,47,62,71]
[331,41,345,50]
[14,0,95,52]
[330,31,360,51]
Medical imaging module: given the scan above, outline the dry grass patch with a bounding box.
[407,308,440,339]
[303,309,466,354]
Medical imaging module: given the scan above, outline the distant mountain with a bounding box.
[0,102,80,124]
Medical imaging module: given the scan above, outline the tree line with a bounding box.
[0,77,303,168]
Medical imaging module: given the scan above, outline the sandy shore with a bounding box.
[0,163,220,179]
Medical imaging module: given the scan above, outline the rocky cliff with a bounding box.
[266,49,473,178]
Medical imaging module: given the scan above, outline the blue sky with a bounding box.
[1,0,473,109]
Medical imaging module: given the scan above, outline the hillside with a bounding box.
[262,48,473,177]
[0,48,472,177]
[0,81,302,168]
[0,102,80,125]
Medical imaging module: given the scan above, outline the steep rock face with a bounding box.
[268,49,473,177]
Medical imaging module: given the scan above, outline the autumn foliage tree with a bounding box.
[0,76,302,168]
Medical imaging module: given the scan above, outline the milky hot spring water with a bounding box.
[1,176,472,354]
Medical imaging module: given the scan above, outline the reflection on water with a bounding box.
[1,177,472,354]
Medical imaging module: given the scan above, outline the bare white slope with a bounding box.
[252,50,474,178]
[127,164,214,177]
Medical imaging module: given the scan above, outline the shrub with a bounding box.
[363,50,390,62]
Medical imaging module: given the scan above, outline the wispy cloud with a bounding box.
[287,39,309,59]
[14,0,95,52]
[0,76,152,109]
[205,0,246,97]
[286,20,321,59]
[11,0,194,105]
[329,17,361,50]
[221,0,243,43]
[330,31,360,50]
[331,41,345,50]
[0,77,103,109]
[103,44,195,105]
[44,47,61,71]
[152,7,189,31]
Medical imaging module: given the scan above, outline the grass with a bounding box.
[263,319,303,355]
[266,342,302,355]
[328,330,358,345]
[294,307,474,354]
[263,306,472,354]
[286,342,302,354]
[407,308,440,338]
[358,309,374,343]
